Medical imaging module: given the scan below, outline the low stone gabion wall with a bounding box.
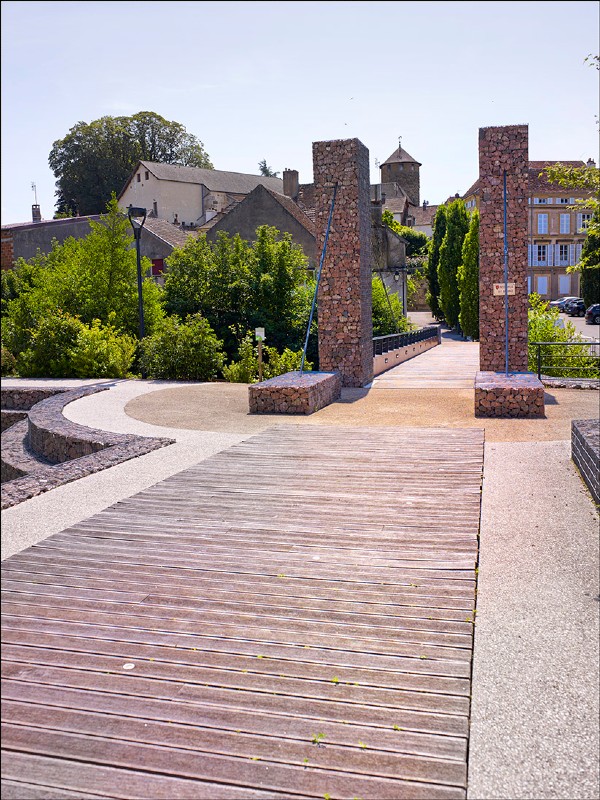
[474,371,545,418]
[571,419,600,505]
[0,387,65,410]
[249,371,342,415]
[1,384,174,510]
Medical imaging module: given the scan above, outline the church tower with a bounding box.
[380,140,421,206]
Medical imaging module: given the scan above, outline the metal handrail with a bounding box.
[529,340,600,380]
[373,326,439,357]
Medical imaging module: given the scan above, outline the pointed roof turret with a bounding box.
[382,146,422,167]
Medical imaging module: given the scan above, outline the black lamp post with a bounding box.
[128,207,147,376]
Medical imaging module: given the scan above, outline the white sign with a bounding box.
[255,327,266,341]
[493,282,515,296]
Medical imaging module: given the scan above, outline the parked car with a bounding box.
[566,299,587,317]
[549,296,579,312]
[585,303,600,324]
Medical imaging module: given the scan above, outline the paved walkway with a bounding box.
[371,328,480,390]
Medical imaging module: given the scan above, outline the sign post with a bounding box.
[255,328,265,382]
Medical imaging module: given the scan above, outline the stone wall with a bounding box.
[248,371,341,415]
[478,125,529,373]
[571,419,599,505]
[1,229,14,270]
[313,139,373,388]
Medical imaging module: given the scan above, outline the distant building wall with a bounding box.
[1,217,100,265]
[120,177,202,225]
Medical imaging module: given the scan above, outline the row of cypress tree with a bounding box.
[427,199,480,339]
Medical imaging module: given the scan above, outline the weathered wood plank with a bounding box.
[1,424,482,798]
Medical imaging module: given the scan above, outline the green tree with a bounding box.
[427,205,447,320]
[438,199,469,329]
[164,225,313,361]
[577,208,599,307]
[49,112,213,215]
[458,210,479,339]
[258,159,279,177]
[2,197,164,362]
[371,276,410,336]
[381,209,429,257]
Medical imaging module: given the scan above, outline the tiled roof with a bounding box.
[142,217,199,248]
[463,160,588,198]
[412,204,438,227]
[264,188,316,236]
[137,161,284,195]
[1,214,101,231]
[382,196,409,213]
[381,147,421,167]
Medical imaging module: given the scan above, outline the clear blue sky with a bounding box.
[1,0,598,224]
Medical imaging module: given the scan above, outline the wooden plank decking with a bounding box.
[1,425,484,800]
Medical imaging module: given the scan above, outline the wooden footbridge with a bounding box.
[2,424,484,799]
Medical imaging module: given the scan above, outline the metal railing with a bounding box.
[529,340,600,380]
[373,326,439,357]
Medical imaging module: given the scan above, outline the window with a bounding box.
[151,259,164,276]
[527,275,532,293]
[559,274,570,294]
[577,213,592,231]
[558,244,569,264]
[537,244,547,264]
[536,276,548,295]
[533,197,547,204]
[145,171,149,181]
[136,173,141,182]
[557,197,570,205]
[559,214,570,234]
[537,214,548,234]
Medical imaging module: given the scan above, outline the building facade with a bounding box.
[463,159,596,300]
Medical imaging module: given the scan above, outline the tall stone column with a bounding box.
[478,125,529,373]
[313,138,373,387]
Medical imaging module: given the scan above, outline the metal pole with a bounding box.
[503,170,509,376]
[300,182,338,374]
[258,339,263,382]
[133,225,146,342]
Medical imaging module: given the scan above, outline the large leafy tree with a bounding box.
[2,196,164,359]
[258,159,279,178]
[164,226,313,360]
[49,112,213,216]
[427,204,447,320]
[458,210,479,339]
[381,209,429,257]
[438,199,470,329]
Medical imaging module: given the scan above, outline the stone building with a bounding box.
[463,158,596,301]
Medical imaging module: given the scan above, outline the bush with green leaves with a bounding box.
[223,332,311,384]
[371,275,411,337]
[528,293,599,378]
[438,199,470,329]
[14,311,137,378]
[1,344,17,377]
[427,205,447,320]
[140,313,225,381]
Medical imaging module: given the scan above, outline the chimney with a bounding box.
[586,158,596,168]
[31,204,42,222]
[283,169,299,201]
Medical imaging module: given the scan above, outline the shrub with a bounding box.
[1,344,17,376]
[528,293,599,378]
[223,332,311,383]
[70,317,137,378]
[140,313,225,381]
[16,311,85,377]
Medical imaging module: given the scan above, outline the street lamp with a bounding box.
[127,206,147,376]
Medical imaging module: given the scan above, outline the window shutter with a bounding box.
[532,247,538,267]
[569,244,576,265]
[548,245,553,266]
[576,213,583,231]
[576,243,583,263]
[547,198,552,205]
[527,244,532,266]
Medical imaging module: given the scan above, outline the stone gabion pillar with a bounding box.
[478,125,529,373]
[313,138,373,387]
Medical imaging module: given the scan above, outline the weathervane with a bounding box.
[398,135,402,151]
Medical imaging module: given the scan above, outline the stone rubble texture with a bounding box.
[474,371,545,418]
[248,371,341,415]
[571,419,600,504]
[478,125,529,373]
[313,138,373,388]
